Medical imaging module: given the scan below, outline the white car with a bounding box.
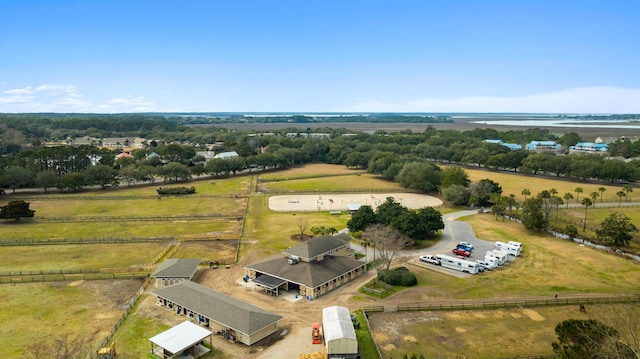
[419,255,441,265]
[458,241,474,249]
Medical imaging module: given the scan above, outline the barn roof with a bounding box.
[246,255,365,289]
[153,281,283,336]
[151,258,200,279]
[282,234,350,261]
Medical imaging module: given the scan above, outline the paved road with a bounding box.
[350,209,512,277]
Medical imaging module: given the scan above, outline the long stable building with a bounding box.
[244,234,367,299]
[154,281,283,346]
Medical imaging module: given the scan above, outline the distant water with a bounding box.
[471,119,640,129]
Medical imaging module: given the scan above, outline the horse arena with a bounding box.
[268,193,443,212]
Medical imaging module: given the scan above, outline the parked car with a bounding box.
[456,244,472,252]
[458,241,474,249]
[452,248,471,257]
[419,255,441,265]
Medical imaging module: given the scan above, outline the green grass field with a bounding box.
[0,243,166,272]
[0,279,144,358]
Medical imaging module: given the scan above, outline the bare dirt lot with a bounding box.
[269,193,443,212]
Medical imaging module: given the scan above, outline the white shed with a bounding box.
[322,306,359,358]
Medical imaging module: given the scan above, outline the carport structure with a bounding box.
[149,321,212,359]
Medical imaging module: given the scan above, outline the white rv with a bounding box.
[482,255,500,269]
[486,250,508,265]
[435,254,480,274]
[477,259,496,270]
[508,241,522,248]
[495,241,522,256]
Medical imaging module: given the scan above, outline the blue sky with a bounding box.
[1,1,639,113]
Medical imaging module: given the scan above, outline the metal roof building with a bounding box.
[153,281,283,346]
[149,321,212,359]
[322,306,359,359]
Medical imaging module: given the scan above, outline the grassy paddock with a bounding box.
[258,163,361,180]
[369,304,640,358]
[0,219,241,241]
[0,279,143,358]
[172,240,238,264]
[262,174,405,193]
[241,194,351,257]
[452,166,634,203]
[0,243,167,272]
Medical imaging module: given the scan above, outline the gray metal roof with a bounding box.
[153,281,283,336]
[282,234,350,261]
[246,255,366,289]
[151,258,201,279]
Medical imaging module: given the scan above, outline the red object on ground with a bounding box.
[312,321,321,344]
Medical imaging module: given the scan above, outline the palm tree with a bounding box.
[590,191,599,207]
[563,192,574,208]
[551,196,563,224]
[623,184,633,201]
[521,188,531,202]
[574,187,583,201]
[598,187,606,203]
[550,188,558,197]
[616,190,626,208]
[582,197,592,231]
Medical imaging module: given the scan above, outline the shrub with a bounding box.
[378,267,417,286]
[156,186,196,195]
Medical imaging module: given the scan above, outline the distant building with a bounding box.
[526,140,561,153]
[570,142,608,154]
[213,151,239,159]
[483,139,522,150]
[322,306,359,359]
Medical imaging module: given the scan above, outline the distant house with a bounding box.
[102,137,146,150]
[195,151,216,161]
[154,281,284,346]
[115,152,134,160]
[244,234,366,299]
[526,140,561,153]
[570,142,608,154]
[151,258,201,287]
[213,151,239,159]
[483,139,522,150]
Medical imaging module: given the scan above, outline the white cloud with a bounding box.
[340,87,640,113]
[3,86,33,95]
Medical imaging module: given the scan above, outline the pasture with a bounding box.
[0,175,251,357]
[0,279,143,358]
[368,304,640,359]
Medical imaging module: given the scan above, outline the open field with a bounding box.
[0,175,251,357]
[171,240,239,264]
[0,243,166,272]
[454,166,636,203]
[0,218,242,241]
[368,304,640,359]
[259,163,361,180]
[0,279,143,358]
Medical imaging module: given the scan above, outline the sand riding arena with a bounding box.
[268,192,443,212]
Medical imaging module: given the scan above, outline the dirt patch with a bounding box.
[269,193,442,212]
[403,335,418,343]
[382,344,397,351]
[522,308,545,321]
[455,327,467,333]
